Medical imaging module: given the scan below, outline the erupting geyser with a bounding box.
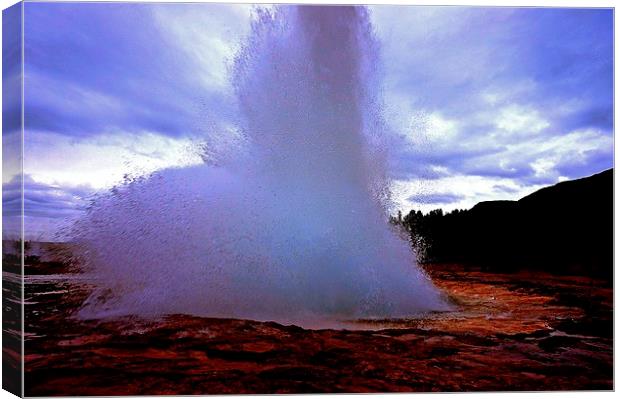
[71,5,450,323]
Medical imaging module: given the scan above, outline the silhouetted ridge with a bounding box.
[470,200,519,213]
[519,168,612,206]
[399,169,613,280]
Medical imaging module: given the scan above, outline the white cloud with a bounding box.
[404,111,459,148]
[152,4,254,93]
[481,79,537,106]
[25,130,204,190]
[494,104,550,135]
[426,112,459,142]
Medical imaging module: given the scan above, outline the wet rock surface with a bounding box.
[23,263,612,395]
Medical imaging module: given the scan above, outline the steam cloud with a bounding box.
[71,6,450,324]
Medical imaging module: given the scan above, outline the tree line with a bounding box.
[388,169,613,280]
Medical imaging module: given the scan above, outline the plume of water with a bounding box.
[71,6,450,323]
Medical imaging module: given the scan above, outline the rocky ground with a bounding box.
[16,259,613,395]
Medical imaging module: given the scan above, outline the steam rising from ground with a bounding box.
[71,6,450,323]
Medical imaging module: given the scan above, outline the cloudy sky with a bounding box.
[3,2,613,240]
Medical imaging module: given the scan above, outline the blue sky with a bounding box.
[3,3,614,239]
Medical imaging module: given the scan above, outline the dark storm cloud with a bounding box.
[23,2,236,138]
[375,6,613,184]
[382,8,613,121]
[3,175,90,219]
[3,3,22,136]
[407,192,465,205]
[389,139,508,181]
[554,148,613,180]
[492,184,520,194]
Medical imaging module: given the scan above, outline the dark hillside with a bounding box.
[401,169,613,280]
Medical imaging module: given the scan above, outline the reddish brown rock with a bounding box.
[22,262,612,395]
